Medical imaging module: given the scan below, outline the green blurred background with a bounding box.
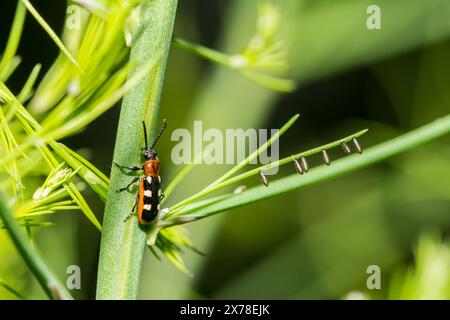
[1,0,449,299]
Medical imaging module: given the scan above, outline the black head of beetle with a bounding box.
[142,148,157,160]
[141,120,167,160]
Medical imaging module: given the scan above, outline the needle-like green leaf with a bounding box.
[21,0,81,70]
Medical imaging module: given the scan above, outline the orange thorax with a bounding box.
[144,159,160,176]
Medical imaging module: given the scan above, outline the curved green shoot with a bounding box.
[0,191,72,300]
[167,114,450,223]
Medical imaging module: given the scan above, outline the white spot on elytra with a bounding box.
[144,190,152,197]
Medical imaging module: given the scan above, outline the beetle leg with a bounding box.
[116,176,139,193]
[124,194,139,222]
[113,162,142,172]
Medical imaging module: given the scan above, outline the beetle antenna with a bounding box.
[151,119,168,149]
[142,121,148,150]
